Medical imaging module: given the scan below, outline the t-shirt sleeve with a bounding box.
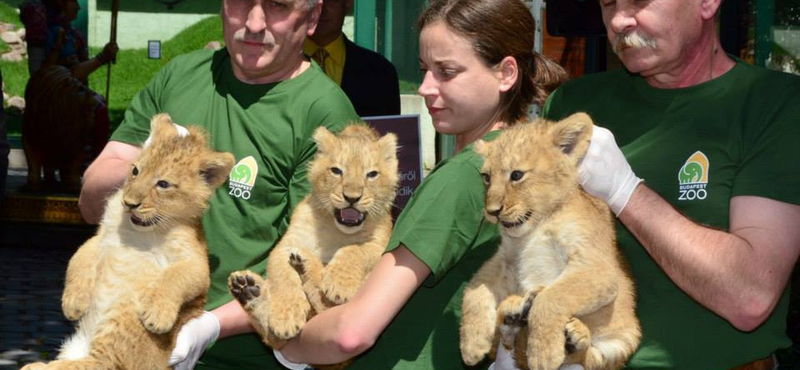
[385,158,487,284]
[109,61,175,146]
[286,90,358,211]
[731,81,800,205]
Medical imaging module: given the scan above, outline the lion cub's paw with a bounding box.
[267,291,310,340]
[228,270,264,308]
[61,288,91,321]
[498,295,530,349]
[564,317,591,354]
[321,266,360,305]
[137,290,179,334]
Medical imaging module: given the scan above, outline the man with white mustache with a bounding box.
[78,0,359,369]
[542,0,800,370]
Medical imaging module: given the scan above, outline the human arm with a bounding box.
[619,187,800,331]
[581,126,800,331]
[78,141,141,224]
[67,42,118,81]
[278,245,431,364]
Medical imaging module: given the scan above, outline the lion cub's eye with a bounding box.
[510,171,524,181]
[156,180,171,189]
[481,173,491,185]
[330,167,343,176]
[366,171,379,179]
[132,165,139,176]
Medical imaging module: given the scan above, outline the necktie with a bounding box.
[311,47,329,74]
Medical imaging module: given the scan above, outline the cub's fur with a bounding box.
[22,114,235,370]
[228,125,398,352]
[461,113,640,370]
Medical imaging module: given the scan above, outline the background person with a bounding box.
[303,0,400,117]
[272,0,566,369]
[77,0,359,369]
[542,0,800,369]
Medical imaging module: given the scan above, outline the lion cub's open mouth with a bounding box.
[130,214,158,227]
[501,211,532,229]
[335,207,366,227]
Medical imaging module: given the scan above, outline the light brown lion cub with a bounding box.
[461,113,640,370]
[22,114,235,370]
[228,124,398,351]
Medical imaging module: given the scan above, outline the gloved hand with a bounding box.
[578,125,642,216]
[143,122,189,148]
[169,311,220,370]
[273,348,309,370]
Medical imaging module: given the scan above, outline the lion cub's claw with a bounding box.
[321,268,359,305]
[137,291,178,334]
[564,317,591,354]
[62,290,91,321]
[229,271,263,307]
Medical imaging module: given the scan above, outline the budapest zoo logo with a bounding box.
[229,156,258,200]
[677,151,709,201]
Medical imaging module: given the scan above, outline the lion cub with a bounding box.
[460,113,640,370]
[228,124,398,350]
[22,114,234,370]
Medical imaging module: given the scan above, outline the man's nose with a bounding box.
[246,1,267,34]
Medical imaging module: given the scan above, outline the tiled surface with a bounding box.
[0,224,89,370]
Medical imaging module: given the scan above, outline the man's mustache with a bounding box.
[612,32,657,54]
[233,28,276,46]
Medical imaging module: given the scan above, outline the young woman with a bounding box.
[274,0,567,369]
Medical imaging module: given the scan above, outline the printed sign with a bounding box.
[363,115,423,220]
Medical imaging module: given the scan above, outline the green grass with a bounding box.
[0,1,23,29]
[86,15,223,131]
[0,13,223,136]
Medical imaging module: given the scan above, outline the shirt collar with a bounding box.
[303,33,346,65]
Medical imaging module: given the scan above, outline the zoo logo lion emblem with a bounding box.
[678,151,709,201]
[229,156,258,200]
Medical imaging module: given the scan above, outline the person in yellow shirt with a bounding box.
[304,0,401,117]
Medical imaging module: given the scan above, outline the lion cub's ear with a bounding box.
[199,151,235,188]
[377,132,398,163]
[552,112,593,162]
[474,139,490,159]
[313,126,339,154]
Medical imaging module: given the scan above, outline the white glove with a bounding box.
[273,348,310,370]
[143,122,190,148]
[578,125,642,216]
[169,311,220,370]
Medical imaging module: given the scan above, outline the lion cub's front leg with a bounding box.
[460,256,508,366]
[61,235,102,321]
[320,241,383,305]
[228,270,289,348]
[288,250,327,314]
[267,247,312,340]
[137,253,210,334]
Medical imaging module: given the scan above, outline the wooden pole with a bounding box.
[105,0,120,102]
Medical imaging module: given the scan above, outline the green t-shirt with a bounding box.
[339,131,501,369]
[542,60,800,370]
[110,49,358,369]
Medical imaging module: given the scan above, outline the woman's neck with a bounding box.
[455,120,507,153]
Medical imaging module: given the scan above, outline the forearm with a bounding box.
[79,158,129,224]
[212,300,255,338]
[619,185,784,329]
[281,247,430,364]
[69,56,106,81]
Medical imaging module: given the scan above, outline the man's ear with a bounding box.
[497,56,519,93]
[307,0,323,36]
[699,0,723,20]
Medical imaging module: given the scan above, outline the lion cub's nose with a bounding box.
[487,206,503,217]
[124,201,141,211]
[343,194,361,206]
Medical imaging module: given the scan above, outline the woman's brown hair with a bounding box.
[418,0,567,124]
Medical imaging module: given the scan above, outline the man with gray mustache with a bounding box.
[78,0,359,369]
[543,0,800,370]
